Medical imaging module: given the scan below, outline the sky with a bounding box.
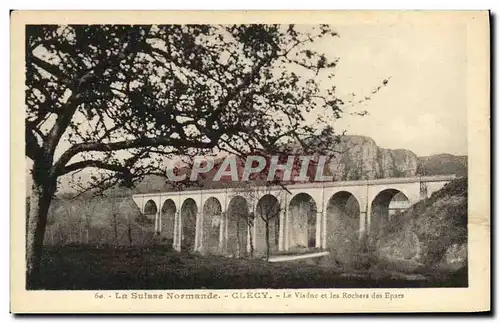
[312,23,467,156]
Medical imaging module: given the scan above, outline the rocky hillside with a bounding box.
[325,136,468,181]
[375,177,468,275]
[417,153,468,177]
[327,136,419,180]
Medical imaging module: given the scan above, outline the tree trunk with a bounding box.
[265,220,270,261]
[235,218,240,258]
[113,213,118,245]
[248,221,254,258]
[49,226,54,245]
[128,224,132,246]
[127,213,133,246]
[26,181,53,289]
[86,218,90,244]
[79,220,83,243]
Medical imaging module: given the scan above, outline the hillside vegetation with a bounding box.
[417,153,468,177]
[41,195,151,247]
[375,177,468,274]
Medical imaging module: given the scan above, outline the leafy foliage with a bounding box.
[26,24,361,195]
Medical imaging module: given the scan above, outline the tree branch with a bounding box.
[51,135,220,178]
[25,126,42,161]
[59,160,132,177]
[44,96,78,154]
[29,55,70,83]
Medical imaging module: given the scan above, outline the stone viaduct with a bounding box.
[132,175,456,258]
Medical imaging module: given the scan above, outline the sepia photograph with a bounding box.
[11,10,490,313]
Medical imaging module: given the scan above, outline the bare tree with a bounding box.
[127,212,133,247]
[201,197,223,255]
[257,188,284,261]
[111,208,119,246]
[105,191,125,247]
[233,179,284,261]
[80,197,98,244]
[247,212,255,258]
[60,201,76,244]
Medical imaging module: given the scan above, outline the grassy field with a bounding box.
[32,245,467,290]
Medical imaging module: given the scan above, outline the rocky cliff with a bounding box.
[327,136,419,180]
[325,136,467,181]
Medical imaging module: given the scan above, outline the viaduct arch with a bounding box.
[132,175,456,257]
[226,196,250,258]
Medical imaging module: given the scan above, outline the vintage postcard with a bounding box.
[11,10,490,313]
